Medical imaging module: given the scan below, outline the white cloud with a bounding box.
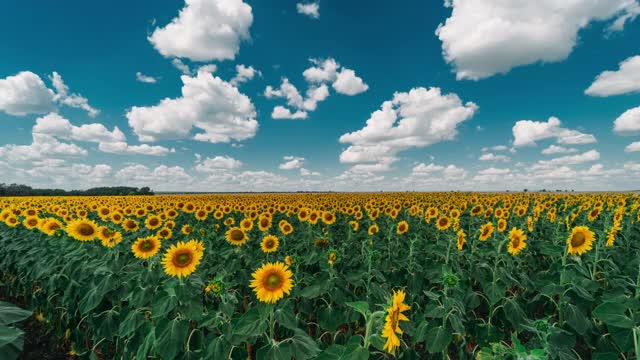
[0,71,55,116]
[195,155,243,172]
[512,116,596,147]
[303,58,339,83]
[136,72,158,84]
[148,0,253,62]
[172,59,191,75]
[271,106,308,120]
[265,78,305,109]
[436,0,640,80]
[279,156,305,170]
[0,133,87,164]
[296,2,320,19]
[332,69,369,95]
[533,149,600,169]
[481,145,508,152]
[197,64,218,74]
[49,72,99,117]
[412,163,445,175]
[303,85,329,111]
[586,55,640,96]
[116,164,192,185]
[479,153,510,162]
[126,70,258,143]
[613,106,640,135]
[230,64,260,86]
[98,142,175,156]
[625,141,640,152]
[339,87,478,169]
[541,145,578,155]
[300,168,320,176]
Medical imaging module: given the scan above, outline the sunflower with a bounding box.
[435,216,450,231]
[181,224,193,235]
[101,231,122,248]
[587,207,601,222]
[478,222,494,241]
[328,250,338,265]
[258,216,272,232]
[224,217,235,226]
[157,227,173,239]
[23,216,40,230]
[396,221,409,235]
[261,235,279,253]
[162,241,204,278]
[497,219,507,233]
[298,208,310,222]
[205,281,224,294]
[240,218,253,231]
[382,289,411,354]
[349,220,359,232]
[456,229,466,250]
[322,211,336,225]
[195,209,208,221]
[40,218,63,236]
[131,236,161,259]
[66,219,99,241]
[567,226,595,256]
[249,261,293,303]
[122,218,139,232]
[225,227,248,246]
[507,227,527,255]
[368,224,379,235]
[285,255,295,265]
[279,221,293,235]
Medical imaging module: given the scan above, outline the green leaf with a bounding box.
[290,328,321,360]
[345,301,370,317]
[316,343,369,360]
[425,326,451,353]
[135,327,155,360]
[563,304,591,335]
[232,307,267,338]
[206,335,232,359]
[274,302,298,330]
[257,342,293,360]
[78,287,103,315]
[118,309,145,337]
[154,319,189,360]
[0,302,32,326]
[592,302,634,329]
[0,325,24,360]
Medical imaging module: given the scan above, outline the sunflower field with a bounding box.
[1,192,640,359]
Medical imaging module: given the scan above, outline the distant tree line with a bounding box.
[0,183,153,197]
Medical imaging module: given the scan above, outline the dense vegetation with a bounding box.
[0,192,638,359]
[0,183,153,196]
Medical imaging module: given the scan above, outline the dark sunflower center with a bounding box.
[149,218,159,226]
[141,241,153,251]
[230,229,244,241]
[266,240,274,248]
[173,251,192,267]
[439,219,447,226]
[265,273,281,289]
[512,236,520,247]
[78,224,95,236]
[571,232,586,247]
[284,225,291,232]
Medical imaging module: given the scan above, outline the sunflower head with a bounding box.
[567,226,595,256]
[66,219,99,241]
[382,289,411,354]
[261,235,279,253]
[435,216,450,231]
[226,227,248,246]
[162,241,204,278]
[249,261,293,304]
[368,224,379,236]
[507,227,527,255]
[396,221,409,235]
[132,236,161,259]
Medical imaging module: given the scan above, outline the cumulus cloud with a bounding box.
[613,106,640,135]
[195,155,243,172]
[230,64,260,86]
[148,0,253,62]
[481,145,508,152]
[300,168,320,176]
[533,149,600,169]
[436,0,640,80]
[136,72,158,84]
[49,72,99,117]
[0,133,87,164]
[541,145,578,155]
[585,55,640,96]
[98,142,175,156]
[0,71,55,116]
[116,164,193,185]
[296,2,320,19]
[339,87,478,170]
[332,69,369,95]
[127,70,258,143]
[479,153,510,162]
[266,58,366,119]
[512,116,596,147]
[625,141,640,152]
[279,156,305,170]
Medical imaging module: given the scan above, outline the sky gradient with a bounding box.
[1,0,639,191]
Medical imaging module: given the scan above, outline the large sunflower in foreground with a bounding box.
[396,220,409,235]
[226,227,248,246]
[162,241,204,278]
[66,219,99,241]
[507,227,527,255]
[249,261,293,303]
[382,289,411,354]
[567,226,595,256]
[132,236,161,259]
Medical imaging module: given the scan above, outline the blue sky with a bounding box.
[1,0,639,191]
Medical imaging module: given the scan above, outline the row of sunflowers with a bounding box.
[0,192,639,359]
